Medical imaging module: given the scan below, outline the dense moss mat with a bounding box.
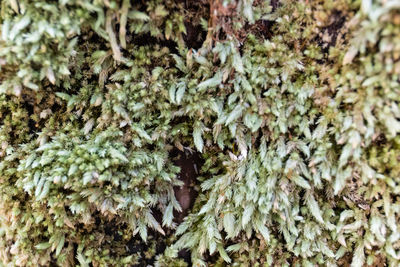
[0,0,400,266]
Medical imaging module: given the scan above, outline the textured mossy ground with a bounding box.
[0,0,400,266]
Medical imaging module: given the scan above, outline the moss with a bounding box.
[0,0,399,266]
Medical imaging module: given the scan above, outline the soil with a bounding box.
[172,148,202,223]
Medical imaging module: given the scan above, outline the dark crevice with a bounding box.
[21,101,38,134]
[178,249,192,265]
[325,10,347,47]
[183,21,207,50]
[252,19,276,41]
[171,148,203,223]
[270,0,281,12]
[315,10,347,59]
[170,147,203,266]
[181,0,209,49]
[127,229,168,267]
[125,145,204,266]
[131,34,179,54]
[104,220,123,242]
[78,28,109,52]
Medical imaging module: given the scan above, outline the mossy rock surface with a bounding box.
[0,0,400,266]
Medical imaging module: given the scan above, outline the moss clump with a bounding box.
[1,0,400,266]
